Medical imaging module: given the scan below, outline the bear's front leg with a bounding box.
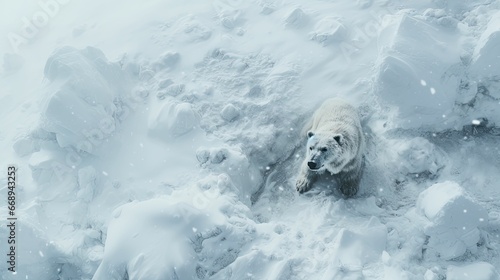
[296,160,317,193]
[339,181,358,197]
[338,171,360,197]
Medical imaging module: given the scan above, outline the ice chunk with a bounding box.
[322,216,387,278]
[285,8,308,29]
[260,3,275,15]
[218,9,244,30]
[220,103,240,122]
[471,11,500,79]
[310,17,347,45]
[382,251,409,280]
[29,149,73,187]
[447,262,500,280]
[153,52,180,71]
[375,14,460,128]
[470,11,500,101]
[40,47,127,153]
[416,181,488,260]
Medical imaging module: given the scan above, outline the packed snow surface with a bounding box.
[1,0,500,279]
[446,262,500,280]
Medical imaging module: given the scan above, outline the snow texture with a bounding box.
[148,101,200,139]
[447,262,500,280]
[1,0,500,279]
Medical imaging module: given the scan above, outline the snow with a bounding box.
[471,11,500,79]
[1,0,500,279]
[322,216,387,279]
[416,181,488,260]
[196,146,262,206]
[375,13,461,129]
[220,103,240,122]
[92,196,252,279]
[148,101,200,139]
[392,137,447,176]
[310,17,347,46]
[447,262,500,280]
[40,46,127,153]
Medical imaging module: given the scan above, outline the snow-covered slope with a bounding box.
[1,0,500,279]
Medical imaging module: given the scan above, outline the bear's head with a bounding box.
[305,130,347,174]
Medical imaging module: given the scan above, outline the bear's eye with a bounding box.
[321,147,327,152]
[309,147,313,150]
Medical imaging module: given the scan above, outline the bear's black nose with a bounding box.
[308,162,317,170]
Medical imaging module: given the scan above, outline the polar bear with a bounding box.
[296,98,365,197]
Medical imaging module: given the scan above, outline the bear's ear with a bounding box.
[333,134,343,145]
[307,131,314,138]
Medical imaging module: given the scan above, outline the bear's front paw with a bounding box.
[340,184,358,197]
[296,177,311,193]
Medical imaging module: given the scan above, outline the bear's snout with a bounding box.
[307,161,319,170]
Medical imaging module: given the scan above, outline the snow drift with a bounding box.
[1,1,500,280]
[40,46,130,154]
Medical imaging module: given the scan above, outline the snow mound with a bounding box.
[310,17,347,46]
[322,216,387,279]
[447,262,500,280]
[93,193,255,280]
[375,14,460,129]
[93,199,216,280]
[196,146,262,206]
[220,103,240,122]
[40,46,129,153]
[416,181,488,260]
[393,137,447,178]
[152,51,181,72]
[148,101,200,139]
[285,8,308,29]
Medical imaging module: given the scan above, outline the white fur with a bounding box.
[296,98,365,196]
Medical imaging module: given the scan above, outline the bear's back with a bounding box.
[311,98,361,131]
